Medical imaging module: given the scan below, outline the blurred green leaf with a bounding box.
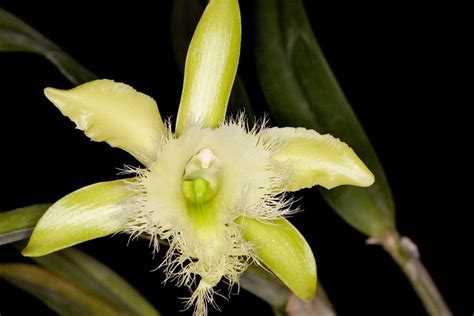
[31,248,160,316]
[230,76,254,123]
[240,264,289,311]
[170,0,203,75]
[0,204,50,245]
[0,8,96,84]
[0,263,119,315]
[241,265,335,316]
[170,0,254,123]
[254,0,395,238]
[286,290,336,316]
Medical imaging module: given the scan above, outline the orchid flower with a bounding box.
[22,0,374,315]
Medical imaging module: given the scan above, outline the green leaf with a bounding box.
[170,0,203,76]
[286,289,336,316]
[23,180,132,257]
[237,217,317,301]
[0,8,96,84]
[0,263,119,315]
[229,76,255,124]
[254,0,395,238]
[31,248,160,316]
[241,265,336,316]
[0,204,51,245]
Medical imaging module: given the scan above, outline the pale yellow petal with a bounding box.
[237,217,317,301]
[262,127,374,191]
[23,179,132,257]
[44,79,165,165]
[175,0,241,135]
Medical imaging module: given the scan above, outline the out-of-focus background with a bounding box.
[0,1,469,315]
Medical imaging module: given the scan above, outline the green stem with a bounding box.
[379,231,452,316]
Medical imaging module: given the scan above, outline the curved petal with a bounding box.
[23,179,132,257]
[262,127,374,191]
[237,217,317,301]
[175,0,241,135]
[44,80,166,165]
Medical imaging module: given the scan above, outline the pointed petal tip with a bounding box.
[43,86,53,97]
[44,86,65,107]
[358,166,375,188]
[300,280,317,302]
[21,245,45,257]
[21,247,34,257]
[21,236,62,257]
[325,156,375,189]
[345,150,376,188]
[22,237,82,257]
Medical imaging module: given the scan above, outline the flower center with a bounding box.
[182,148,221,205]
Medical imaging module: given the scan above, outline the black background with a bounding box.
[0,1,470,315]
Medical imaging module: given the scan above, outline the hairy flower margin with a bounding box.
[21,1,374,315]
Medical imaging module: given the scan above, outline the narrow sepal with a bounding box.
[23,180,132,257]
[176,0,241,134]
[0,263,118,315]
[237,217,317,301]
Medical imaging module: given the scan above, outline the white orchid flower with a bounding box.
[22,1,374,315]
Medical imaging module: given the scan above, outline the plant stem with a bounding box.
[379,231,452,316]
